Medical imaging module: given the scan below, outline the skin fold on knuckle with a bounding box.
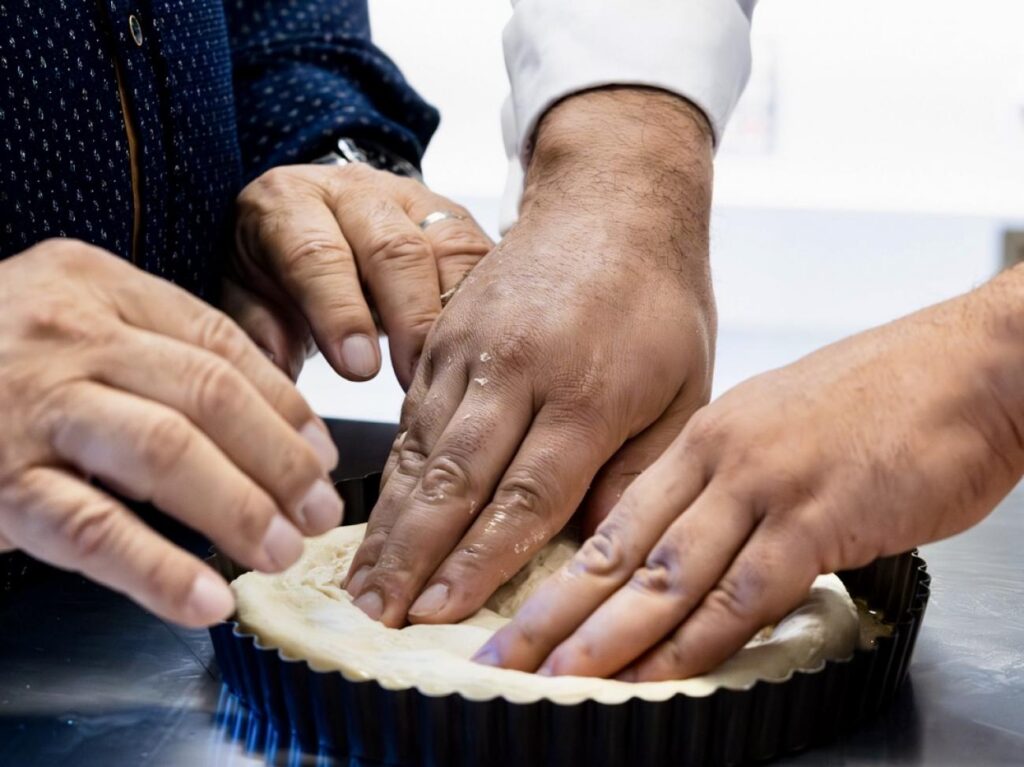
[416,453,475,506]
[193,309,249,364]
[365,229,432,268]
[135,412,194,481]
[430,227,492,261]
[489,474,549,533]
[630,555,685,598]
[189,357,245,425]
[275,238,353,282]
[704,570,765,626]
[570,524,628,579]
[395,437,430,479]
[57,495,123,563]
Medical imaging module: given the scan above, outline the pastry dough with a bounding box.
[232,524,859,705]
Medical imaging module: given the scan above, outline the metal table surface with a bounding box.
[1,419,1022,767]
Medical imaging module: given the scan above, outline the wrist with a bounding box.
[522,87,713,217]
[963,266,1024,464]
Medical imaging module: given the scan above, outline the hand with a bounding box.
[479,268,1024,680]
[343,88,718,627]
[0,240,342,627]
[232,163,492,386]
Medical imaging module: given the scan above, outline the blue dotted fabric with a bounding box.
[0,0,438,301]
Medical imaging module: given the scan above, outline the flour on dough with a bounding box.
[232,524,859,705]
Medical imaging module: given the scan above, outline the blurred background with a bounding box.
[300,0,1024,422]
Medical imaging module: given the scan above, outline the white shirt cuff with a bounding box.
[499,0,756,232]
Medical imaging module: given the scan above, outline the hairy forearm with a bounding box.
[522,87,713,221]
[517,87,715,300]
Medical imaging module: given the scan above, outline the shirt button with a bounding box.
[128,15,144,46]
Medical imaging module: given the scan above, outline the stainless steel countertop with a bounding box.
[1,419,1022,766]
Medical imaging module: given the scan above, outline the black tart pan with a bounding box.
[208,473,930,766]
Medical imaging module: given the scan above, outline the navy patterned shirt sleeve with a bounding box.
[224,0,440,181]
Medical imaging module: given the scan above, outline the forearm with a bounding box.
[520,87,715,285]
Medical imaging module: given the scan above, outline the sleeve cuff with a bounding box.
[501,0,753,159]
[501,0,755,170]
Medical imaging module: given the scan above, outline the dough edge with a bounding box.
[232,524,860,706]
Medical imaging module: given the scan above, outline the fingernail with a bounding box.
[408,582,449,617]
[300,420,338,473]
[186,571,235,624]
[297,479,343,533]
[471,644,500,666]
[340,334,379,378]
[346,565,371,595]
[261,515,305,571]
[537,663,555,677]
[353,590,384,621]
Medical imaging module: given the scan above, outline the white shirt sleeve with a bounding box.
[499,0,757,231]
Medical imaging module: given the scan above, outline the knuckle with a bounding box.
[136,412,194,475]
[59,497,121,561]
[630,562,681,597]
[194,309,248,362]
[491,474,547,524]
[631,543,685,595]
[358,525,392,558]
[417,453,473,503]
[35,237,104,267]
[19,299,113,346]
[276,237,351,275]
[705,575,761,623]
[334,161,378,186]
[657,636,688,674]
[365,230,431,266]
[250,166,297,197]
[430,227,491,258]
[491,329,541,369]
[396,438,430,478]
[191,358,243,422]
[572,526,627,578]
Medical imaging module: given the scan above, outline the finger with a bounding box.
[99,246,337,438]
[402,193,492,293]
[236,185,382,381]
[47,382,308,573]
[538,486,756,678]
[475,451,708,672]
[380,357,433,491]
[349,384,533,626]
[344,362,466,593]
[221,279,309,382]
[407,404,617,626]
[93,328,341,535]
[335,192,443,388]
[0,467,234,627]
[623,523,818,682]
[580,389,708,536]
